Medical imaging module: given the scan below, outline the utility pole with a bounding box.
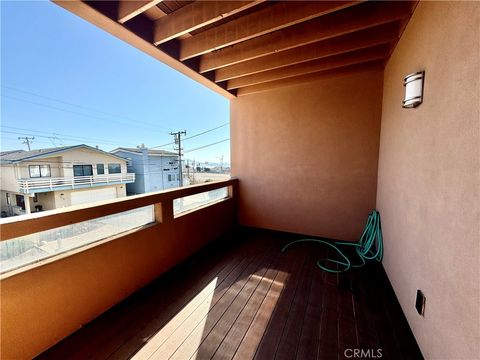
[217,155,224,173]
[192,159,196,184]
[18,136,34,151]
[170,130,186,186]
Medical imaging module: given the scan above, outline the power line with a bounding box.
[1,136,55,146]
[183,123,229,141]
[184,138,230,153]
[2,85,171,130]
[0,138,230,162]
[1,129,133,147]
[151,122,229,149]
[1,126,139,147]
[2,95,166,131]
[1,123,229,152]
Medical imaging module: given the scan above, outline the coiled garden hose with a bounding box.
[281,210,383,273]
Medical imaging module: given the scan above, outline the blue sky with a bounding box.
[1,1,230,164]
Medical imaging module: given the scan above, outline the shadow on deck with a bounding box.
[37,227,422,360]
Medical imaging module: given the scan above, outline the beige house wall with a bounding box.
[52,185,127,208]
[60,148,128,177]
[231,69,383,241]
[28,192,56,213]
[1,148,130,214]
[376,2,480,358]
[8,147,127,182]
[17,157,63,179]
[0,165,21,193]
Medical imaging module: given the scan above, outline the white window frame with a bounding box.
[29,165,51,178]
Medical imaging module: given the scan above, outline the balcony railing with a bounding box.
[0,179,237,359]
[17,173,136,193]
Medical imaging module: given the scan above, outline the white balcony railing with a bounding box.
[17,173,135,193]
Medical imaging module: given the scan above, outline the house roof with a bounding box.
[0,145,126,163]
[0,149,27,157]
[111,147,178,157]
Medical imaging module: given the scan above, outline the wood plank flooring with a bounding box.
[37,228,423,360]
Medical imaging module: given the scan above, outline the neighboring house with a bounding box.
[111,146,179,194]
[0,145,135,216]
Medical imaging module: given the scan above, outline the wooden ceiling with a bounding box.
[54,1,417,98]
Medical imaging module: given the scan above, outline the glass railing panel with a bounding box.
[0,205,154,273]
[173,186,229,217]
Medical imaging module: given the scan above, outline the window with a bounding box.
[15,195,25,210]
[168,174,172,181]
[108,163,121,174]
[97,164,105,175]
[73,165,93,177]
[29,165,51,178]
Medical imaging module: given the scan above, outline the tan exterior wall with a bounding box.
[1,194,236,359]
[52,185,127,208]
[18,156,64,179]
[0,190,18,214]
[8,148,127,181]
[231,69,383,241]
[60,148,128,176]
[28,192,57,213]
[376,2,480,359]
[0,164,21,193]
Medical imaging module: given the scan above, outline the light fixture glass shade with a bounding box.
[403,71,425,108]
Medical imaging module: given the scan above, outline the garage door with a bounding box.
[70,187,117,206]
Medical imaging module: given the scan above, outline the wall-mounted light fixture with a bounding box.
[403,70,425,108]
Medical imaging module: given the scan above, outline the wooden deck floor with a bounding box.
[37,228,422,360]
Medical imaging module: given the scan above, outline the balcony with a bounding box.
[0,179,421,359]
[0,1,478,359]
[17,173,136,194]
[37,228,421,360]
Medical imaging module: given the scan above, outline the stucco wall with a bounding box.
[1,164,21,192]
[52,185,126,208]
[60,148,128,176]
[231,69,383,241]
[17,157,63,179]
[113,150,179,194]
[1,193,236,359]
[376,2,480,359]
[29,192,56,212]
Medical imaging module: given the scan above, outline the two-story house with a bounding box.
[0,145,135,216]
[111,146,179,194]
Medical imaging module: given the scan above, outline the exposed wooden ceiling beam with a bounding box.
[227,44,390,90]
[199,1,414,73]
[153,1,265,45]
[215,22,400,82]
[236,61,385,96]
[179,1,362,61]
[53,1,235,99]
[118,0,163,24]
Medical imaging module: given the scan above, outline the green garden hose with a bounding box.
[281,210,383,273]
